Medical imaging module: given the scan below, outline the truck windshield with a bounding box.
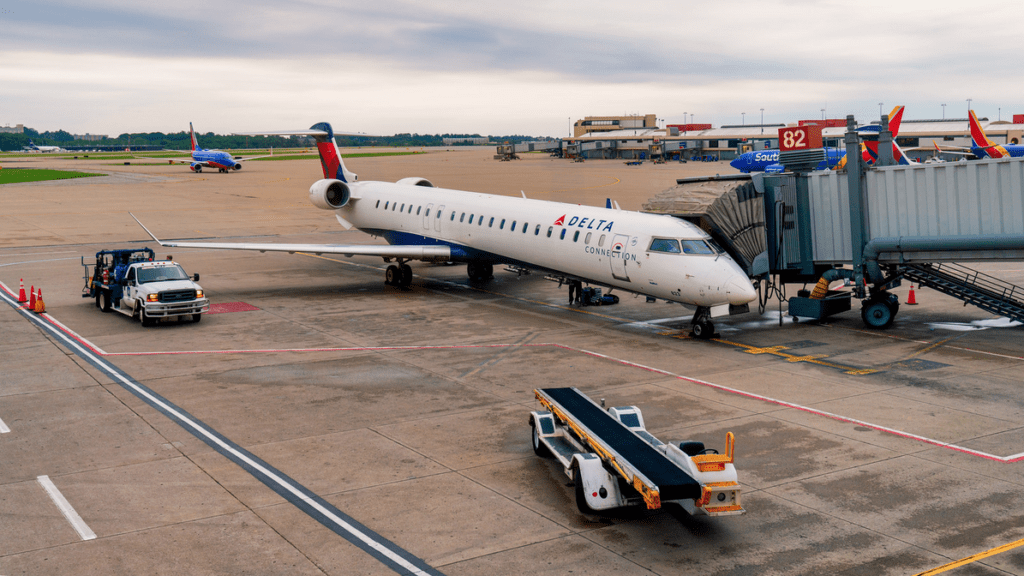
[138,265,189,283]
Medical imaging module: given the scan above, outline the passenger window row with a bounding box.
[372,199,610,246]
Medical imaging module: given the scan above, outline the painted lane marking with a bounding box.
[913,536,1024,575]
[0,284,442,576]
[37,475,96,541]
[4,283,1022,466]
[0,415,9,433]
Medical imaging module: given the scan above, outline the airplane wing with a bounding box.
[130,213,451,261]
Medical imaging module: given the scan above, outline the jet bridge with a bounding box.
[643,115,1024,329]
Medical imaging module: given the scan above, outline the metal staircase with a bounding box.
[903,263,1024,323]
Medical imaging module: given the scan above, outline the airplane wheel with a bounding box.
[692,320,714,339]
[531,419,551,457]
[399,264,413,287]
[385,265,401,286]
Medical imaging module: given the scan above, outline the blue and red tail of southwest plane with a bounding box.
[309,122,357,183]
[968,111,1011,159]
[189,122,201,152]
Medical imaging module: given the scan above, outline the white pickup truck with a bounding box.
[83,248,210,326]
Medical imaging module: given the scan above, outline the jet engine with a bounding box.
[309,179,351,210]
[396,177,435,187]
[232,163,242,170]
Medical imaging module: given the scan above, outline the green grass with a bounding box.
[0,168,103,184]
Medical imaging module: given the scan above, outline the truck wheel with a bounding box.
[531,419,551,457]
[141,306,154,327]
[99,290,112,312]
[573,466,597,515]
[191,313,202,323]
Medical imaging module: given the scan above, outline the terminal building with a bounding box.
[566,113,1024,162]
[0,124,25,134]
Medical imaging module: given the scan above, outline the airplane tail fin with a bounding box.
[969,110,1006,158]
[308,123,358,183]
[887,105,905,137]
[189,122,200,152]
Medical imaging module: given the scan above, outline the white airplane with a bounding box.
[25,140,64,153]
[132,122,756,337]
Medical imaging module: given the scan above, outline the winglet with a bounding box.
[129,212,169,247]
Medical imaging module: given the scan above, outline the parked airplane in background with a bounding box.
[967,111,1024,159]
[730,106,907,173]
[24,140,64,153]
[133,122,757,338]
[142,122,275,173]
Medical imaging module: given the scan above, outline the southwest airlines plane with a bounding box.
[144,123,274,173]
[133,122,756,338]
[730,106,908,173]
[968,110,1024,159]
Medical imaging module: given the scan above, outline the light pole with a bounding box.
[741,112,745,125]
[967,98,972,114]
[941,103,946,119]
[760,108,764,134]
[821,108,825,121]
[878,102,883,117]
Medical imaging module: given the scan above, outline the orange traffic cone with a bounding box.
[34,289,45,313]
[28,286,36,310]
[17,279,27,303]
[907,285,918,305]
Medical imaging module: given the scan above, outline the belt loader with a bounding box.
[530,387,744,516]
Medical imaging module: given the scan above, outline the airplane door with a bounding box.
[423,203,434,231]
[610,234,630,281]
[435,205,445,234]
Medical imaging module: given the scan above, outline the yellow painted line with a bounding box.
[668,333,880,375]
[914,537,1024,576]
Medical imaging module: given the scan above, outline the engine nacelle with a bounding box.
[308,179,351,210]
[232,163,242,170]
[396,177,435,187]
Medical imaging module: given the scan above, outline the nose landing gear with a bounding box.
[691,306,716,340]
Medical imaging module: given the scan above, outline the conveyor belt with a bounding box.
[539,387,701,501]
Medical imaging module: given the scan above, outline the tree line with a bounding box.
[1,128,551,151]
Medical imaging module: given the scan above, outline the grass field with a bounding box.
[0,168,103,184]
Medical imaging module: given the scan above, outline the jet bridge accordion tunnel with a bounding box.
[643,119,1024,329]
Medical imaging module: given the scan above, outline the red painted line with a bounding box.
[3,281,1020,463]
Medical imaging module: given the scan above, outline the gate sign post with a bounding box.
[778,125,823,151]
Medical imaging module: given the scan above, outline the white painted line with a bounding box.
[37,475,96,541]
[0,415,9,434]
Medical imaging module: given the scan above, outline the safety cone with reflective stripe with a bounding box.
[907,285,918,305]
[34,289,45,314]
[28,286,36,310]
[18,279,27,303]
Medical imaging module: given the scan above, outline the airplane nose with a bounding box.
[726,276,757,305]
[729,158,743,171]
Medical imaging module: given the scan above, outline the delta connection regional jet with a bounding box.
[133,122,756,337]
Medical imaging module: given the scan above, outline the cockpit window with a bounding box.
[649,238,681,253]
[680,240,715,255]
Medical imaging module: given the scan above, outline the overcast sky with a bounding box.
[1,1,1020,137]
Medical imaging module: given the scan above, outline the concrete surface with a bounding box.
[1,149,1023,575]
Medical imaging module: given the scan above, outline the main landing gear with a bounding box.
[691,306,716,340]
[385,262,413,288]
[467,262,494,283]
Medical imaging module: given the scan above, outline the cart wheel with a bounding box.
[99,290,112,312]
[573,466,597,515]
[531,419,551,457]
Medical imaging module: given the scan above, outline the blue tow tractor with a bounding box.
[82,248,209,326]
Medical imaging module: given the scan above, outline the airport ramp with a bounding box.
[642,175,766,276]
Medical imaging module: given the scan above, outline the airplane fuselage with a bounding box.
[191,149,241,171]
[333,181,756,308]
